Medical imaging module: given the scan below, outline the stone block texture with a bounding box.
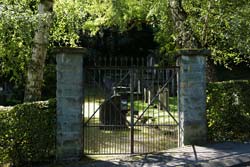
[177,50,208,146]
[56,48,86,160]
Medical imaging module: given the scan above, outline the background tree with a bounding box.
[183,0,250,67]
[0,0,37,102]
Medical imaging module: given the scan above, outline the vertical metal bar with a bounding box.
[87,70,91,154]
[147,67,150,152]
[109,68,111,154]
[119,67,123,152]
[142,67,145,153]
[110,57,113,67]
[115,57,117,67]
[177,67,181,147]
[130,68,134,154]
[172,70,175,96]
[82,63,85,155]
[98,68,101,154]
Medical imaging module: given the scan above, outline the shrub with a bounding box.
[207,80,250,142]
[0,99,56,167]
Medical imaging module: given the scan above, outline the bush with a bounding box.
[207,80,250,142]
[0,99,56,167]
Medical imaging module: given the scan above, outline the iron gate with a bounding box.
[83,63,179,154]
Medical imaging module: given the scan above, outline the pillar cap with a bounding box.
[54,47,87,55]
[176,49,210,57]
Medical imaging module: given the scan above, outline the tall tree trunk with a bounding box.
[169,0,200,48]
[24,0,53,102]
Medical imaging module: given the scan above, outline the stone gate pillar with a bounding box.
[56,48,86,160]
[177,49,210,146]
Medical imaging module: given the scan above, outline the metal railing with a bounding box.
[83,57,179,154]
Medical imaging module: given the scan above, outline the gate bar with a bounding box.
[134,70,177,125]
[130,69,134,154]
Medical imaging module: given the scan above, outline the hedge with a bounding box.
[0,99,56,167]
[207,80,250,142]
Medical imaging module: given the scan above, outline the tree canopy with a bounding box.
[51,0,250,66]
[0,0,249,97]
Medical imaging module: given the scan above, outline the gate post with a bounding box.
[177,49,210,146]
[56,48,86,160]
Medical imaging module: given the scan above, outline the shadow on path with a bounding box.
[37,142,250,167]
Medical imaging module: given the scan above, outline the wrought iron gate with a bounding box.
[83,62,179,154]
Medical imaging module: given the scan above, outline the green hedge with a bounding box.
[207,80,250,142]
[0,99,56,167]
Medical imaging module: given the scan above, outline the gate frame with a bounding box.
[55,48,209,160]
[83,66,179,154]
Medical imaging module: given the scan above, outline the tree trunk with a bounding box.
[169,0,200,48]
[169,0,217,82]
[24,0,53,102]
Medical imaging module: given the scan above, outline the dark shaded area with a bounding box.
[0,78,24,106]
[78,24,157,60]
[79,24,162,68]
[215,63,250,81]
[41,50,57,100]
[99,95,128,129]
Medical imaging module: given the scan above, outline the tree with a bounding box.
[0,0,249,101]
[75,0,250,67]
[182,0,250,67]
[168,0,200,48]
[24,0,53,101]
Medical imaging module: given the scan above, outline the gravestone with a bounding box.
[158,88,169,110]
[99,95,128,129]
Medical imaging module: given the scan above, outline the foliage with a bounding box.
[0,0,37,86]
[183,0,250,67]
[50,0,250,67]
[0,0,250,100]
[0,99,56,167]
[206,80,250,142]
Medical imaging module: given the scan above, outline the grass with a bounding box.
[84,123,178,154]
